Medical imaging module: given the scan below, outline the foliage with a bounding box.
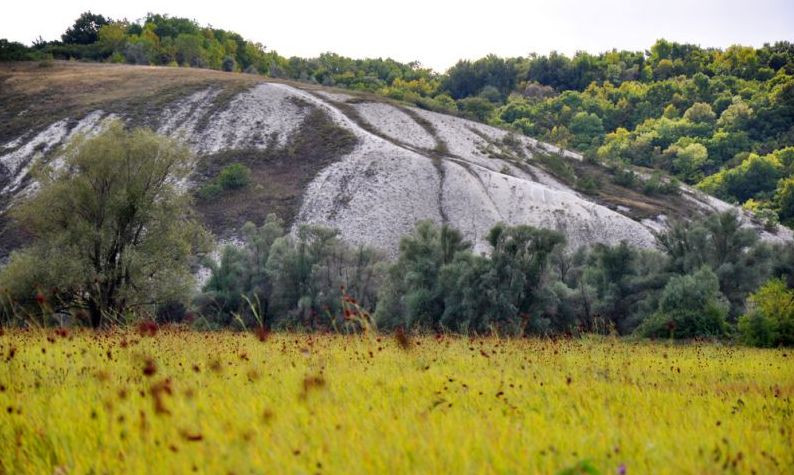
[377,221,564,335]
[456,96,495,121]
[197,163,251,200]
[217,163,251,189]
[196,214,285,326]
[738,278,794,346]
[569,112,604,150]
[698,152,783,202]
[376,221,470,331]
[578,242,669,333]
[197,218,382,330]
[61,11,109,45]
[636,267,729,339]
[641,171,680,196]
[0,121,209,327]
[79,207,787,341]
[0,39,45,61]
[657,210,773,318]
[443,55,517,100]
[264,225,382,330]
[222,55,236,72]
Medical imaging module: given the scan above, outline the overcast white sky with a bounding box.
[2,0,792,71]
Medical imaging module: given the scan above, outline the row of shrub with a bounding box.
[194,210,793,346]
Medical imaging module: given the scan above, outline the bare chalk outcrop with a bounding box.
[1,79,788,259]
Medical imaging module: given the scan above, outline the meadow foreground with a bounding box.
[0,329,791,474]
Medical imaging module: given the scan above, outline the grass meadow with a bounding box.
[0,328,791,474]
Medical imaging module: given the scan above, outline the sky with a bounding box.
[2,0,793,71]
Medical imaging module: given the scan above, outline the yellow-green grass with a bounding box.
[0,329,791,474]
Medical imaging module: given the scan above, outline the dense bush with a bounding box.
[636,267,730,339]
[222,55,237,72]
[217,163,251,189]
[0,39,43,61]
[376,221,564,335]
[738,278,794,346]
[197,163,251,200]
[376,222,470,331]
[265,225,382,329]
[578,243,669,333]
[196,215,383,330]
[163,208,788,344]
[642,171,680,196]
[197,215,286,326]
[657,210,773,318]
[0,121,209,327]
[372,212,781,339]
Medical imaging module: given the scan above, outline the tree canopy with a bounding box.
[0,121,209,327]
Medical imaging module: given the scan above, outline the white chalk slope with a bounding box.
[2,82,789,256]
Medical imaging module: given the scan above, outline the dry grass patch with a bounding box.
[0,329,791,474]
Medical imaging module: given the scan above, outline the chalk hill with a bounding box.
[1,62,788,259]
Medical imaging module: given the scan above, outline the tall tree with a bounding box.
[0,120,209,327]
[61,11,110,45]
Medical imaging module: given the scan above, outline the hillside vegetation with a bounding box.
[3,12,793,225]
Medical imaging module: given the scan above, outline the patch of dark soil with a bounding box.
[565,158,698,221]
[193,106,357,235]
[399,107,450,157]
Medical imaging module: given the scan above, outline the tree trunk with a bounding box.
[88,300,102,328]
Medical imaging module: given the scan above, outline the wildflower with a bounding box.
[254,326,271,342]
[142,358,157,377]
[395,326,411,350]
[208,359,223,373]
[150,378,173,415]
[180,429,203,442]
[137,320,158,337]
[300,374,326,400]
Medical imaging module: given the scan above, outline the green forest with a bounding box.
[2,12,793,226]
